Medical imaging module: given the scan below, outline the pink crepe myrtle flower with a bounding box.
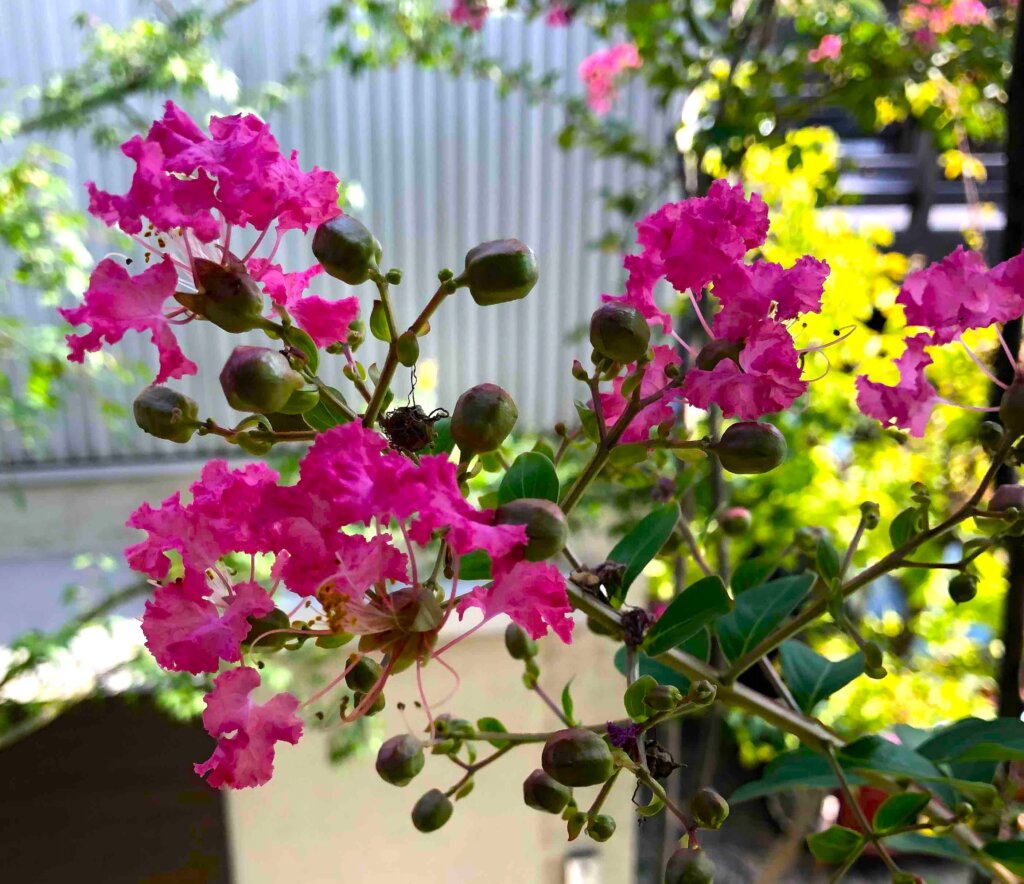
[458,559,574,643]
[59,256,196,383]
[546,3,573,25]
[856,333,938,437]
[450,0,488,29]
[904,0,990,35]
[808,35,843,63]
[683,320,810,421]
[142,577,274,674]
[897,246,1024,344]
[64,102,351,381]
[248,260,359,347]
[598,345,683,442]
[195,667,303,789]
[579,43,642,114]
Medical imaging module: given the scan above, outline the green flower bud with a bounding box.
[866,665,888,680]
[375,734,425,786]
[687,680,717,706]
[396,330,420,367]
[277,386,320,415]
[712,421,787,475]
[541,728,614,788]
[352,690,385,716]
[717,507,751,537]
[522,768,572,814]
[494,498,568,561]
[504,622,538,660]
[312,215,382,285]
[644,684,684,712]
[346,654,383,693]
[586,814,616,842]
[664,847,715,884]
[690,788,729,829]
[954,801,974,820]
[189,258,266,333]
[411,789,453,833]
[859,501,881,530]
[1000,380,1024,439]
[386,268,403,285]
[461,239,539,306]
[236,432,274,456]
[979,420,1006,454]
[948,573,978,605]
[695,338,742,371]
[589,304,651,364]
[220,346,305,414]
[438,268,455,283]
[133,385,199,443]
[450,383,518,454]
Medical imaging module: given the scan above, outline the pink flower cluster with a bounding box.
[808,35,843,63]
[904,0,990,39]
[578,43,642,114]
[597,180,830,436]
[856,246,1024,436]
[60,102,357,382]
[127,422,572,788]
[450,0,489,30]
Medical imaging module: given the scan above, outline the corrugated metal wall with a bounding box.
[0,0,672,469]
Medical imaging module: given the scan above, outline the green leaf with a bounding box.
[807,826,865,864]
[457,551,492,581]
[613,630,710,693]
[303,385,352,431]
[889,507,923,548]
[281,326,319,372]
[476,717,509,748]
[574,400,600,443]
[426,417,455,456]
[873,792,930,833]
[731,558,774,595]
[839,735,946,781]
[730,748,862,803]
[983,840,1024,874]
[369,299,391,342]
[816,538,841,583]
[917,717,1024,764]
[623,674,657,721]
[606,503,680,605]
[778,641,864,713]
[643,576,731,657]
[716,574,814,663]
[635,795,665,817]
[882,833,970,864]
[498,452,560,505]
[561,679,576,726]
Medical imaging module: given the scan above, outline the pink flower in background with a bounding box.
[59,256,196,383]
[459,559,574,643]
[598,345,683,442]
[856,333,938,437]
[546,3,573,25]
[195,667,303,789]
[579,43,642,114]
[808,35,843,63]
[450,0,488,29]
[904,0,990,35]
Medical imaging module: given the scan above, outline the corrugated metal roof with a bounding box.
[0,0,671,469]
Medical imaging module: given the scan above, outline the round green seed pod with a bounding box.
[345,655,383,693]
[541,728,614,788]
[411,789,453,833]
[1001,380,1024,439]
[695,339,743,371]
[586,814,616,842]
[717,507,751,537]
[192,258,266,333]
[522,769,572,814]
[643,684,683,712]
[504,623,538,660]
[948,573,978,605]
[220,346,305,414]
[353,690,386,716]
[133,385,199,443]
[450,383,518,454]
[664,847,715,884]
[589,304,651,364]
[312,215,382,285]
[712,422,787,475]
[461,239,538,306]
[979,420,1006,454]
[494,498,568,561]
[690,788,729,830]
[375,734,425,787]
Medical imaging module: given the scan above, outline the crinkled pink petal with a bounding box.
[683,321,806,419]
[458,559,574,643]
[601,253,672,332]
[248,260,358,346]
[855,333,938,437]
[598,344,682,442]
[195,667,302,789]
[59,257,197,383]
[711,256,829,340]
[142,578,273,674]
[897,246,1024,343]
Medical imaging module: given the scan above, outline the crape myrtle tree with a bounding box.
[53,96,1024,881]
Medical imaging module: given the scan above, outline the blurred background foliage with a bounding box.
[1,0,1019,774]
